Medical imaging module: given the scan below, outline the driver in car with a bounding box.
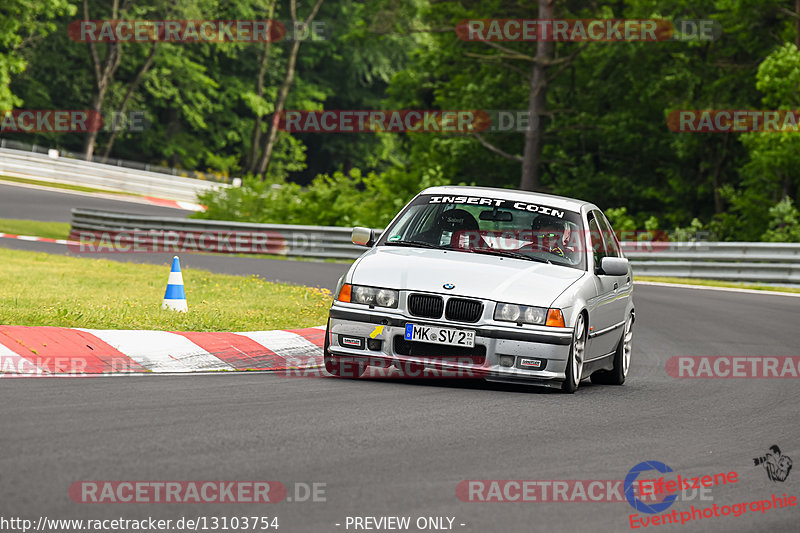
[527,215,575,260]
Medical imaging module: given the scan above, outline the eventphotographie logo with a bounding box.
[753,445,793,483]
[625,461,678,514]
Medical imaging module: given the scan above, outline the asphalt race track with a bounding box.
[0,236,349,290]
[1,186,799,532]
[0,182,188,222]
[1,285,799,532]
[0,182,349,288]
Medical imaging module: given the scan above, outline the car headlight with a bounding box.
[494,303,548,325]
[495,303,521,322]
[375,289,398,307]
[338,284,398,309]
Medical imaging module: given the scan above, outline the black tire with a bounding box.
[561,313,587,393]
[591,313,633,386]
[323,321,367,378]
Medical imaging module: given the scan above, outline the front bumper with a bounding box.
[327,305,574,387]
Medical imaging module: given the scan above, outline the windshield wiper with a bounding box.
[383,240,445,250]
[469,248,551,264]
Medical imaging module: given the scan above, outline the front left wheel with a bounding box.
[561,313,586,393]
[591,313,633,386]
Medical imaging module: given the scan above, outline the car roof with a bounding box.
[419,185,597,213]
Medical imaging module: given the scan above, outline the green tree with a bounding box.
[724,42,800,239]
[0,0,75,109]
[762,196,800,241]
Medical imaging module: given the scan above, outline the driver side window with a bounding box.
[595,211,621,258]
[587,214,606,266]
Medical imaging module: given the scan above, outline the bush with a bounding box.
[604,207,637,233]
[670,218,708,242]
[605,207,711,241]
[202,178,798,243]
[195,165,451,228]
[762,196,800,242]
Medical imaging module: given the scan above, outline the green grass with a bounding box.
[0,215,353,264]
[226,251,354,264]
[636,276,800,294]
[0,248,332,330]
[0,175,140,197]
[0,217,71,240]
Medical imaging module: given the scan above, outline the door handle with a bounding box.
[613,282,619,290]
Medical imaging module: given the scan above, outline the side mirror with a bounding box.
[351,227,375,247]
[598,256,629,276]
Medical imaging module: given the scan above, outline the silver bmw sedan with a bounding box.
[325,186,635,393]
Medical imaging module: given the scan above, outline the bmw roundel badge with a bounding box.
[443,283,455,290]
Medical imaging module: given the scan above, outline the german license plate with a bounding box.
[404,323,476,348]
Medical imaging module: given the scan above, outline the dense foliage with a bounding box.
[3,1,800,238]
[199,165,453,228]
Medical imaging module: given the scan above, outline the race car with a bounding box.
[324,186,634,393]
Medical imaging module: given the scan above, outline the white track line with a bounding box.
[635,280,800,298]
[0,233,80,245]
[235,330,322,362]
[0,341,46,374]
[0,178,198,210]
[81,329,233,372]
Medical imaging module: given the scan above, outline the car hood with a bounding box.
[349,246,585,307]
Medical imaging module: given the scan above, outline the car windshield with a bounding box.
[378,194,586,270]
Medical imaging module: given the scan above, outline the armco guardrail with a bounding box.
[0,147,228,202]
[69,209,382,260]
[0,138,231,183]
[69,209,800,284]
[621,241,800,285]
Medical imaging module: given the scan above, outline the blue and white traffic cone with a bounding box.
[162,256,188,312]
